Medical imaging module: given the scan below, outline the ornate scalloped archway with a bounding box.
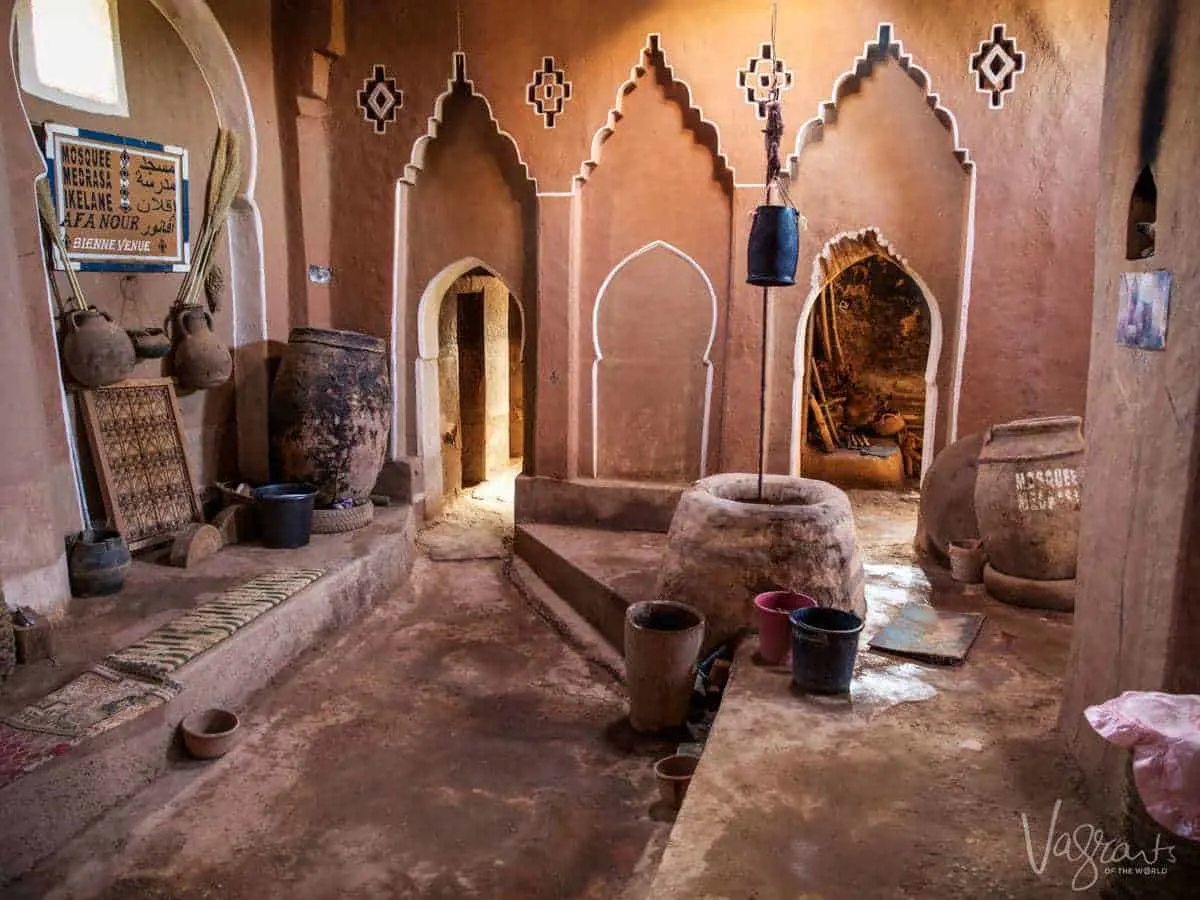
[790,229,943,481]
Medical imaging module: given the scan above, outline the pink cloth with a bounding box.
[1086,691,1200,841]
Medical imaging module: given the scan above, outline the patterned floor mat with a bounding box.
[0,664,180,789]
[104,568,325,679]
[0,568,324,789]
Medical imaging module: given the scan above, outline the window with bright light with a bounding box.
[16,0,128,116]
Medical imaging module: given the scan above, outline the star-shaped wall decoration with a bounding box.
[970,25,1025,110]
[526,57,572,128]
[738,43,794,119]
[358,65,403,134]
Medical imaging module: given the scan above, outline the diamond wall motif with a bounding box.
[970,25,1025,110]
[526,57,572,128]
[738,43,794,119]
[358,65,403,134]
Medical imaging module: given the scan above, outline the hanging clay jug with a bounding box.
[126,326,171,359]
[746,205,800,287]
[60,307,136,387]
[172,304,232,390]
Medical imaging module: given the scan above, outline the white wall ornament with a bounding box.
[358,65,403,134]
[737,43,793,119]
[526,57,572,127]
[970,25,1025,110]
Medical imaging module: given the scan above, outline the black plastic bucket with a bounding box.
[746,204,800,287]
[254,483,317,549]
[788,606,864,694]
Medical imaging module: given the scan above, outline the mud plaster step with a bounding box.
[513,524,665,653]
[0,506,417,885]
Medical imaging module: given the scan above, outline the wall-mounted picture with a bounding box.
[1116,270,1171,350]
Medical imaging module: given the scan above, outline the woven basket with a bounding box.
[311,501,374,534]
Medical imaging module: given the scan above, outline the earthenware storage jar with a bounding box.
[66,528,131,597]
[269,328,391,507]
[172,304,232,389]
[973,416,1085,581]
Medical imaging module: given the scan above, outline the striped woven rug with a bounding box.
[104,568,325,679]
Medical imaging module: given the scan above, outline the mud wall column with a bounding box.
[509,299,524,459]
[530,193,573,479]
[483,277,511,473]
[0,18,80,615]
[1060,0,1200,831]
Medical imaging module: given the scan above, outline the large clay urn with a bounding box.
[60,307,135,387]
[269,327,391,507]
[974,416,1085,581]
[172,304,232,390]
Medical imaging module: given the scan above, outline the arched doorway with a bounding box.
[791,230,942,487]
[415,259,525,516]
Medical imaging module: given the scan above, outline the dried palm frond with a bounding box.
[35,178,87,312]
[175,129,243,311]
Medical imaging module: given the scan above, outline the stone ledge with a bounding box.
[0,506,416,884]
[514,474,683,532]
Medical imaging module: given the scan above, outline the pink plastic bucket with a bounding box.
[753,591,817,664]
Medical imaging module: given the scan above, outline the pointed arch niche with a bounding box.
[578,39,732,483]
[591,242,717,481]
[790,230,943,481]
[391,54,536,513]
[786,23,975,469]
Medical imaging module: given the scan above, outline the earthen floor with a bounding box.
[10,485,673,900]
[649,489,1099,898]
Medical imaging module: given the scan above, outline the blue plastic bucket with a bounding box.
[254,483,317,549]
[788,606,864,694]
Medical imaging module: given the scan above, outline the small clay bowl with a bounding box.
[654,754,700,810]
[180,708,240,760]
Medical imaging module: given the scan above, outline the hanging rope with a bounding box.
[757,0,782,500]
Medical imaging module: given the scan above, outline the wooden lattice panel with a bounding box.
[79,378,202,551]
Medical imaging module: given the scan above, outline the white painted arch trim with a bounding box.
[391,52,535,459]
[591,240,718,480]
[572,34,752,192]
[400,52,537,193]
[412,257,523,510]
[789,228,944,483]
[788,21,977,445]
[790,22,973,171]
[415,256,526,363]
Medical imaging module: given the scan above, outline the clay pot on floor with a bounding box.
[948,539,987,584]
[624,600,705,733]
[974,416,1084,581]
[181,708,240,759]
[66,528,130,597]
[269,328,391,507]
[172,304,232,390]
[654,754,699,810]
[60,308,136,387]
[753,591,816,665]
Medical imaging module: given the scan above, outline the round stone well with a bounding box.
[655,473,866,652]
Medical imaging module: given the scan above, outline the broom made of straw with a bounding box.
[35,177,88,313]
[175,128,242,310]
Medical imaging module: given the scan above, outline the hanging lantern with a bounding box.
[747,204,800,287]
